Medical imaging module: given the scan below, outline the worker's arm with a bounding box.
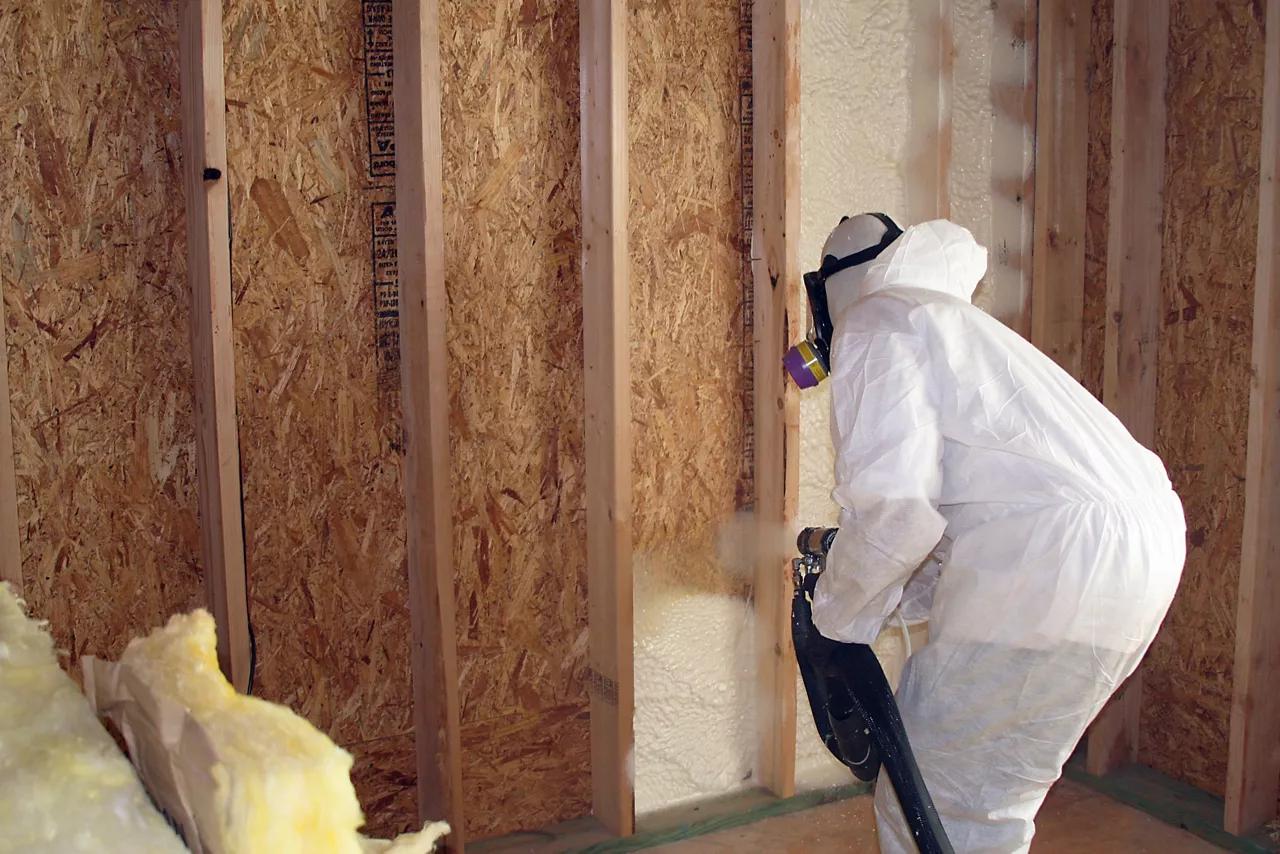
[811,324,947,644]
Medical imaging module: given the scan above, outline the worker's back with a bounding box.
[815,217,1185,854]
[825,223,1184,652]
[840,286,1174,509]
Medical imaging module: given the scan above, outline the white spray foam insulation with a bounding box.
[631,579,928,810]
[797,0,917,791]
[797,0,914,554]
[633,588,757,816]
[795,0,1015,792]
[800,0,912,260]
[634,0,1020,813]
[798,389,840,530]
[948,0,996,252]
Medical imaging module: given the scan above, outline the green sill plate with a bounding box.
[470,781,869,854]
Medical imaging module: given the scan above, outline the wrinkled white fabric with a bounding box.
[809,220,1186,853]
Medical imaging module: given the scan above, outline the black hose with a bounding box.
[793,572,954,854]
[827,641,953,854]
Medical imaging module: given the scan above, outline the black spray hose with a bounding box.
[827,641,953,854]
[792,540,954,854]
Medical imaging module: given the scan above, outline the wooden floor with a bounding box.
[645,779,1228,853]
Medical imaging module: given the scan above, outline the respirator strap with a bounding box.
[787,213,905,391]
[819,212,904,279]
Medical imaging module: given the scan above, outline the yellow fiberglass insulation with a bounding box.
[83,607,449,854]
[0,582,190,854]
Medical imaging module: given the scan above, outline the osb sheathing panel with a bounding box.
[219,0,415,827]
[629,0,746,596]
[0,2,206,666]
[348,733,418,841]
[1139,0,1263,798]
[439,0,592,839]
[1,0,747,840]
[459,703,592,838]
[1081,0,1112,401]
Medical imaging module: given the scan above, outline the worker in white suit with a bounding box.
[798,215,1186,853]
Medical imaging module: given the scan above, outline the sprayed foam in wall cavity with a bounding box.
[634,0,1014,813]
[633,589,756,815]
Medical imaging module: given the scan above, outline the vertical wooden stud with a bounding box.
[1225,0,1280,835]
[753,0,800,800]
[908,0,955,223]
[1087,0,1170,777]
[392,0,467,846]
[0,290,20,596]
[580,0,635,837]
[1031,0,1091,378]
[990,0,1038,335]
[178,0,252,694]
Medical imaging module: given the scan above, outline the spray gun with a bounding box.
[791,527,955,854]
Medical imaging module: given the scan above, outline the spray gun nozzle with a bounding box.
[797,527,838,557]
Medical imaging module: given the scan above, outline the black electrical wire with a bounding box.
[226,179,257,698]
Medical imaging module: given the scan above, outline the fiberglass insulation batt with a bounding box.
[0,581,189,854]
[83,608,449,854]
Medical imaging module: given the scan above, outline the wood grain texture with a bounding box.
[752,0,799,800]
[1087,0,1170,776]
[988,0,1037,337]
[1140,0,1260,800]
[908,0,954,223]
[580,0,634,837]
[178,0,251,692]
[392,0,466,845]
[1081,0,1113,401]
[437,0,592,838]
[1032,0,1091,378]
[1225,0,1280,833]
[0,287,20,595]
[2,0,207,682]
[627,0,747,598]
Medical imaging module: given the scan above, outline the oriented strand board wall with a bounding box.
[1,0,748,840]
[628,0,751,815]
[0,3,205,668]
[1139,0,1263,797]
[1081,0,1111,400]
[440,0,592,840]
[629,0,746,597]
[1086,0,1261,800]
[219,0,415,835]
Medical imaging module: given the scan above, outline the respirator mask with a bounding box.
[783,212,904,389]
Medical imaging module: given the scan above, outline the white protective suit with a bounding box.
[809,218,1186,853]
